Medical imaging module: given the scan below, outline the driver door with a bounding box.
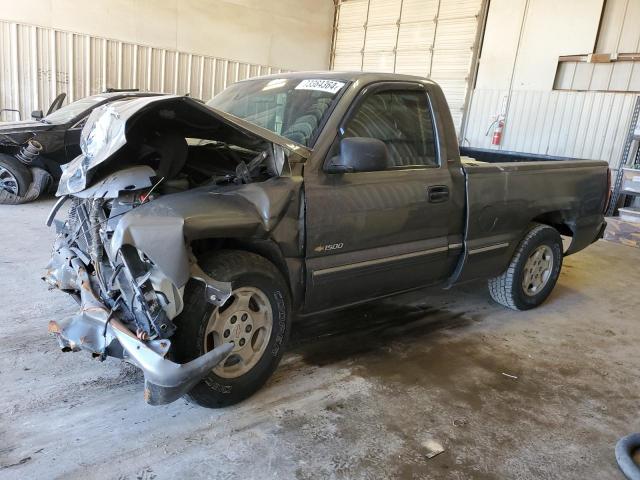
[303,82,459,312]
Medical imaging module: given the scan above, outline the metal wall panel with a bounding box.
[554,59,640,93]
[331,0,484,130]
[550,0,640,94]
[0,20,286,121]
[596,0,640,54]
[462,88,637,169]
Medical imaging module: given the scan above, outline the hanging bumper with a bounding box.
[44,245,233,405]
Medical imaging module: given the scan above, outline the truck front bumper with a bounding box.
[44,244,233,405]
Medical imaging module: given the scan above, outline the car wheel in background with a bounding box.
[0,154,50,205]
[0,154,31,196]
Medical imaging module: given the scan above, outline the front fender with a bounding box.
[110,177,298,287]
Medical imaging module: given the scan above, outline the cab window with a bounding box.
[343,89,437,169]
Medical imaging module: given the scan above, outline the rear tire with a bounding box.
[172,250,291,408]
[488,224,563,311]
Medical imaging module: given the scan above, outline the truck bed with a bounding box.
[450,146,609,285]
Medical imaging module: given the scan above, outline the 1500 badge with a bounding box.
[314,243,344,253]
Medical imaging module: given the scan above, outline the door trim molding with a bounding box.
[468,242,510,255]
[312,245,449,277]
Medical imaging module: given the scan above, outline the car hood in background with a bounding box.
[0,120,53,143]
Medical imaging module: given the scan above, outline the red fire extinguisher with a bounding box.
[491,116,505,146]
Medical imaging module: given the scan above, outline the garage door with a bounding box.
[331,0,485,131]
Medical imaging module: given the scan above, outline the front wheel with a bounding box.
[172,250,291,408]
[488,224,563,311]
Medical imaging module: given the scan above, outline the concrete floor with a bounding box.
[1,198,639,480]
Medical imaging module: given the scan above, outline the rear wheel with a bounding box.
[0,154,31,197]
[488,224,563,310]
[172,250,291,408]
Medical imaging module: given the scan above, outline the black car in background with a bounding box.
[0,90,164,204]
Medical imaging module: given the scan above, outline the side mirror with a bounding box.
[326,137,390,174]
[31,110,44,120]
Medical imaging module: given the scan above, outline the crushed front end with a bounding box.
[43,173,233,405]
[41,94,305,406]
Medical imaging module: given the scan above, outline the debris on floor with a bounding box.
[422,439,445,459]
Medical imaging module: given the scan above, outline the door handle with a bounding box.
[427,185,449,203]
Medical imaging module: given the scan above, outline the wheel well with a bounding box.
[190,237,291,290]
[531,212,573,237]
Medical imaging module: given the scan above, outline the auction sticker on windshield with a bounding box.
[295,79,345,94]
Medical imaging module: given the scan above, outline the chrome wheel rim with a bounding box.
[522,245,554,296]
[0,165,19,195]
[204,286,273,379]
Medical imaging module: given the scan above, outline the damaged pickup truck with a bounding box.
[44,72,609,407]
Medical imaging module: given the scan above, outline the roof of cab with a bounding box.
[234,70,436,86]
[97,91,165,99]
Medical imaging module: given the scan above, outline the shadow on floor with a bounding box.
[290,299,483,367]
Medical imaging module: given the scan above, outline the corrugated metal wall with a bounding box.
[462,89,638,168]
[0,20,287,121]
[331,0,485,130]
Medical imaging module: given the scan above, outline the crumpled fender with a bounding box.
[111,176,299,287]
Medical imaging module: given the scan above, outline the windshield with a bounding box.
[207,78,347,147]
[43,95,109,124]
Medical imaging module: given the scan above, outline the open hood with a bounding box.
[57,95,311,196]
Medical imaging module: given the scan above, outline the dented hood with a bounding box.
[57,95,311,195]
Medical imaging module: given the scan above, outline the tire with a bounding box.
[488,224,563,311]
[0,154,31,197]
[0,164,50,205]
[172,250,291,408]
